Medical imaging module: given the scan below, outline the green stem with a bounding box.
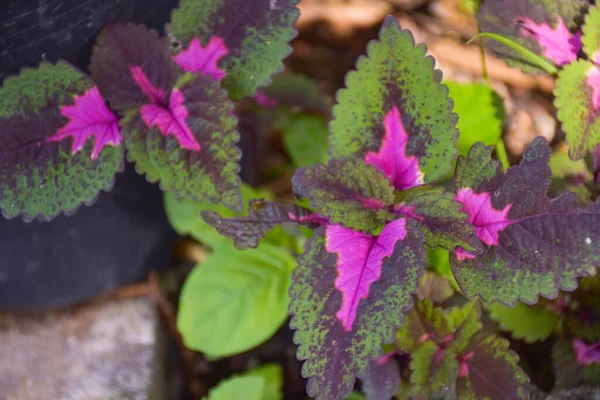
[495,140,511,171]
[468,33,558,75]
[477,27,490,86]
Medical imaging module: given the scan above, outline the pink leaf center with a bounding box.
[365,105,424,191]
[173,36,229,81]
[455,188,512,245]
[254,91,279,108]
[130,65,200,152]
[47,86,121,160]
[521,18,581,66]
[458,351,474,377]
[326,218,408,331]
[454,188,512,259]
[574,338,600,365]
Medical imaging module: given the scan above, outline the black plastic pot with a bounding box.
[0,0,182,309]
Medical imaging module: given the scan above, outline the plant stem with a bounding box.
[495,140,510,171]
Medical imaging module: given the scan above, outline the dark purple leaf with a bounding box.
[202,199,325,250]
[361,352,401,400]
[451,137,600,305]
[478,0,588,71]
[456,335,529,400]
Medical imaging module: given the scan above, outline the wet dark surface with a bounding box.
[0,0,180,310]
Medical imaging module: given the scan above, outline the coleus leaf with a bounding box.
[329,16,459,185]
[456,335,529,400]
[487,300,560,343]
[409,340,459,398]
[477,0,587,72]
[202,199,326,250]
[167,0,300,100]
[553,338,600,388]
[256,72,332,115]
[0,61,123,221]
[555,5,600,161]
[292,158,396,232]
[290,220,425,400]
[165,183,274,250]
[451,137,600,305]
[90,23,242,211]
[417,271,454,304]
[396,299,450,353]
[361,352,401,400]
[398,300,528,399]
[394,185,482,252]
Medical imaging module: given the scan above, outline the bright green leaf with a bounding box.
[487,301,560,343]
[178,242,295,357]
[445,81,504,157]
[283,114,329,167]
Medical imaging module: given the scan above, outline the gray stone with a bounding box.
[0,298,166,400]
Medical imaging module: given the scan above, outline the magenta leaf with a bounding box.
[361,352,401,400]
[292,158,396,232]
[290,222,425,400]
[451,137,600,305]
[91,23,242,210]
[478,0,588,71]
[0,61,123,221]
[202,200,325,250]
[173,36,229,80]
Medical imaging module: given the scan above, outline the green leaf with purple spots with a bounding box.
[289,221,425,400]
[555,60,600,160]
[91,23,242,211]
[582,5,600,61]
[329,16,459,185]
[394,185,482,252]
[451,137,600,305]
[456,335,529,400]
[0,61,123,221]
[167,0,300,100]
[292,158,396,232]
[477,0,587,72]
[409,340,459,398]
[398,300,527,399]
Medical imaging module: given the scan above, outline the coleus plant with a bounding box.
[0,0,300,221]
[476,0,600,162]
[203,14,600,400]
